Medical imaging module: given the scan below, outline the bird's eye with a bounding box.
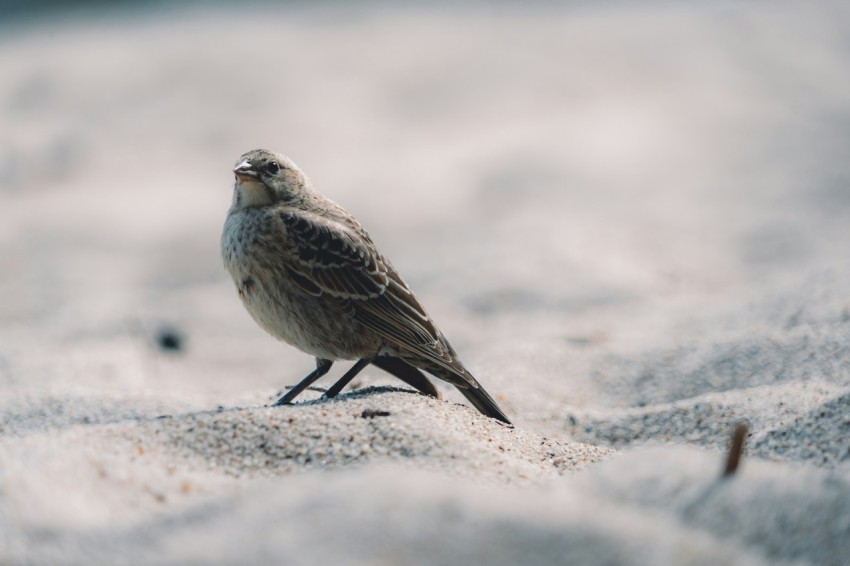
[266,161,281,175]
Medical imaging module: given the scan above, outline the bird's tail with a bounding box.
[393,354,512,425]
[456,381,512,425]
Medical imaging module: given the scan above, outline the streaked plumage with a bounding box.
[221,149,511,424]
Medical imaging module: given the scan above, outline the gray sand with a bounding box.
[2,2,850,564]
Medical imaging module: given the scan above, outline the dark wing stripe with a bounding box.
[286,266,323,296]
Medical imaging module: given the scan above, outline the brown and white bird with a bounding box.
[221,149,511,424]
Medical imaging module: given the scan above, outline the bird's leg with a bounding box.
[273,358,333,406]
[322,356,376,399]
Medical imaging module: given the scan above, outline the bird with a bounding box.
[221,149,511,425]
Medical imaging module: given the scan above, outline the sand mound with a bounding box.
[121,387,610,482]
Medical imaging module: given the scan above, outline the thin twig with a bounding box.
[723,422,748,477]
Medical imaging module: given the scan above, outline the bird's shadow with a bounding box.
[285,384,432,405]
[150,385,430,423]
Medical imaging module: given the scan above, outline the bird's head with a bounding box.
[231,149,310,208]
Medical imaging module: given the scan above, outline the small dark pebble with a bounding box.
[156,328,184,352]
[361,409,391,419]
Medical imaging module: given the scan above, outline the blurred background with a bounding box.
[2,0,849,426]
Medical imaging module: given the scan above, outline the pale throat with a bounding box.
[236,179,273,208]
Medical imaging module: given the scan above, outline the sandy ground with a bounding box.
[2,1,850,564]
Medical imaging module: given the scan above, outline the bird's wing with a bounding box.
[279,209,473,386]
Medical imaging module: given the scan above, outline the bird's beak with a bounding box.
[233,160,258,182]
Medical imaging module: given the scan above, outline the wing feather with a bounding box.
[279,209,472,384]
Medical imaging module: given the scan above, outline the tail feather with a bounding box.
[456,381,512,425]
[389,354,512,425]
